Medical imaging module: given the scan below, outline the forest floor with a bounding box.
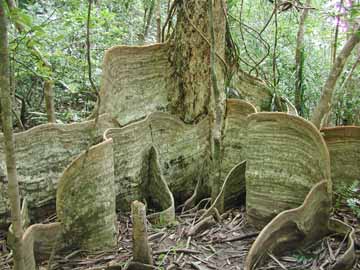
[0,205,359,270]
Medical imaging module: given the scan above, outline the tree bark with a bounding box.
[140,0,155,43]
[6,0,56,124]
[131,201,153,265]
[44,80,56,123]
[311,27,360,129]
[0,2,25,269]
[169,0,226,209]
[168,0,226,124]
[156,0,161,43]
[294,0,311,116]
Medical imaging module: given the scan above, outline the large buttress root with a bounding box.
[0,114,117,227]
[221,99,256,208]
[8,200,62,270]
[327,218,356,270]
[322,126,360,189]
[197,161,246,223]
[244,113,331,228]
[56,139,118,251]
[244,181,331,269]
[99,44,170,125]
[21,222,62,270]
[145,146,175,225]
[230,71,272,112]
[104,112,210,209]
[244,181,356,270]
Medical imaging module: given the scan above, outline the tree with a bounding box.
[168,0,226,207]
[0,1,25,269]
[294,0,311,116]
[311,26,360,129]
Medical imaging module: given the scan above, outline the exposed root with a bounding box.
[181,175,202,214]
[187,216,216,236]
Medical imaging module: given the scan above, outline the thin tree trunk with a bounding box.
[44,80,56,123]
[331,0,343,64]
[0,2,25,270]
[141,0,155,43]
[311,27,360,129]
[337,54,360,125]
[6,0,56,124]
[294,0,311,116]
[156,0,161,42]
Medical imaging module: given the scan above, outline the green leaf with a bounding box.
[10,7,33,29]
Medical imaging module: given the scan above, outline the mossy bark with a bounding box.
[0,115,116,227]
[322,126,360,189]
[56,139,118,251]
[245,113,331,227]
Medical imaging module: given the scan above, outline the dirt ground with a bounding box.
[0,205,359,270]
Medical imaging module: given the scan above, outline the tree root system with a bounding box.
[0,206,358,270]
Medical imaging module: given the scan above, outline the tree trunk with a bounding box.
[311,27,360,129]
[156,0,161,43]
[0,2,25,269]
[140,0,155,43]
[294,0,311,116]
[168,0,226,124]
[169,0,226,209]
[44,80,56,123]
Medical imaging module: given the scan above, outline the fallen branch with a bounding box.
[216,232,258,243]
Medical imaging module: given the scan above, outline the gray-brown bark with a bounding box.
[245,113,331,227]
[311,27,360,129]
[322,126,360,189]
[231,71,272,111]
[221,100,256,208]
[145,147,175,225]
[0,115,116,227]
[44,80,56,123]
[245,181,356,270]
[104,112,209,208]
[140,0,155,43]
[294,0,311,116]
[0,2,25,269]
[57,139,118,250]
[99,43,170,125]
[131,201,153,265]
[168,0,226,124]
[21,222,62,270]
[156,0,161,42]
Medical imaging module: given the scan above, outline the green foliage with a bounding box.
[227,0,359,120]
[335,180,360,218]
[293,250,317,264]
[7,0,147,127]
[5,0,359,128]
[8,6,32,29]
